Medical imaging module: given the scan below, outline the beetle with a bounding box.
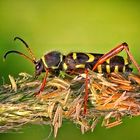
[4,37,140,114]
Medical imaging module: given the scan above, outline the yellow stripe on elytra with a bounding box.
[106,58,110,64]
[124,59,129,65]
[63,63,68,70]
[72,53,77,60]
[123,66,126,72]
[97,65,102,73]
[86,53,95,62]
[75,64,85,68]
[41,56,48,68]
[106,65,110,73]
[114,65,119,72]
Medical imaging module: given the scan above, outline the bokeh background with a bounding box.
[0,0,140,140]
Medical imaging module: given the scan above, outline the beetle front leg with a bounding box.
[35,69,49,96]
[92,42,140,73]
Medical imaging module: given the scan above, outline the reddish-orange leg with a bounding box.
[92,42,140,72]
[84,69,89,114]
[35,69,49,96]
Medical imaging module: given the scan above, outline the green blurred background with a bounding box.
[0,0,140,140]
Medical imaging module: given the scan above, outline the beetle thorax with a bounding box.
[41,51,63,70]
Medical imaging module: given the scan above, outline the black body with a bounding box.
[62,52,132,74]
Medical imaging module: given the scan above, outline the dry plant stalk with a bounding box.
[0,71,140,137]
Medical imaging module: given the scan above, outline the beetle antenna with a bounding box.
[14,37,36,61]
[4,50,36,64]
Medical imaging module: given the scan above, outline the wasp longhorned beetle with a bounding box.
[4,37,140,114]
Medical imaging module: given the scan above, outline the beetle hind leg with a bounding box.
[83,69,89,115]
[92,43,140,73]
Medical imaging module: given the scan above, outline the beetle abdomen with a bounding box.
[63,52,132,73]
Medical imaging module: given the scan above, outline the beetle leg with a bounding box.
[83,69,89,114]
[92,42,140,73]
[35,69,49,96]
